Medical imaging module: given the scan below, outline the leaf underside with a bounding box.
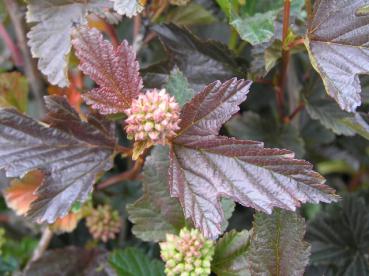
[169,78,338,239]
[26,0,112,87]
[110,0,144,17]
[72,27,142,115]
[248,209,311,276]
[0,96,115,223]
[307,0,369,112]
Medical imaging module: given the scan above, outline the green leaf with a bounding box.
[248,209,311,275]
[306,0,369,112]
[109,248,165,276]
[341,113,369,141]
[0,72,28,113]
[26,0,113,87]
[231,11,277,46]
[306,194,369,276]
[212,230,251,276]
[164,67,195,107]
[215,0,232,18]
[127,145,186,242]
[226,111,305,158]
[303,77,355,136]
[166,3,216,26]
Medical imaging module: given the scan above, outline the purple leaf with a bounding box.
[169,78,339,239]
[72,27,143,114]
[0,96,116,223]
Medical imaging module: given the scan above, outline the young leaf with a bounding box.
[0,72,28,112]
[26,0,113,87]
[109,247,165,276]
[72,27,142,115]
[212,230,251,276]
[164,67,195,107]
[169,78,338,239]
[110,0,144,17]
[306,195,369,275]
[248,209,311,276]
[306,0,369,112]
[127,146,186,242]
[0,96,116,223]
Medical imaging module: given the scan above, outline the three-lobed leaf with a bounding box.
[26,0,113,87]
[169,78,338,239]
[72,27,142,115]
[0,96,116,223]
[248,209,311,276]
[306,0,369,112]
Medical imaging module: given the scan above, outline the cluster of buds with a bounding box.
[124,89,180,159]
[85,204,121,242]
[160,228,215,276]
[169,0,191,6]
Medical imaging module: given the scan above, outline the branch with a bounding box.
[97,157,144,190]
[25,227,53,271]
[0,22,23,66]
[4,0,45,117]
[275,0,291,119]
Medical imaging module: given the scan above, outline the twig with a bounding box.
[4,0,45,117]
[97,157,144,190]
[285,102,305,123]
[27,227,53,267]
[0,22,23,66]
[104,21,119,48]
[287,38,305,50]
[275,0,291,119]
[305,0,313,21]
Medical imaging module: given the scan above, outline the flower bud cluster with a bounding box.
[124,89,180,145]
[85,205,121,242]
[160,228,215,276]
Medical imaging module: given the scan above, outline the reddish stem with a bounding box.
[276,0,291,119]
[104,22,119,47]
[97,157,144,190]
[285,102,305,123]
[0,22,23,66]
[288,38,305,49]
[305,0,313,21]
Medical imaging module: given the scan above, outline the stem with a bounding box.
[288,38,305,49]
[228,28,239,50]
[276,0,291,119]
[104,22,119,48]
[0,22,23,66]
[27,228,53,267]
[97,157,144,190]
[4,0,45,117]
[286,102,305,123]
[305,0,313,21]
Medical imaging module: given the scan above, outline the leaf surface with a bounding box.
[109,247,165,276]
[306,195,369,276]
[0,96,115,223]
[212,230,251,276]
[127,146,186,242]
[169,78,338,239]
[26,0,112,87]
[110,0,144,17]
[0,72,28,112]
[72,27,142,114]
[164,67,195,107]
[248,209,311,276]
[306,0,369,112]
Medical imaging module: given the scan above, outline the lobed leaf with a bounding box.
[169,78,338,239]
[110,0,144,17]
[26,0,113,87]
[127,146,186,242]
[248,209,311,276]
[306,0,369,112]
[0,96,116,223]
[212,230,251,276]
[109,247,165,276]
[72,27,142,114]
